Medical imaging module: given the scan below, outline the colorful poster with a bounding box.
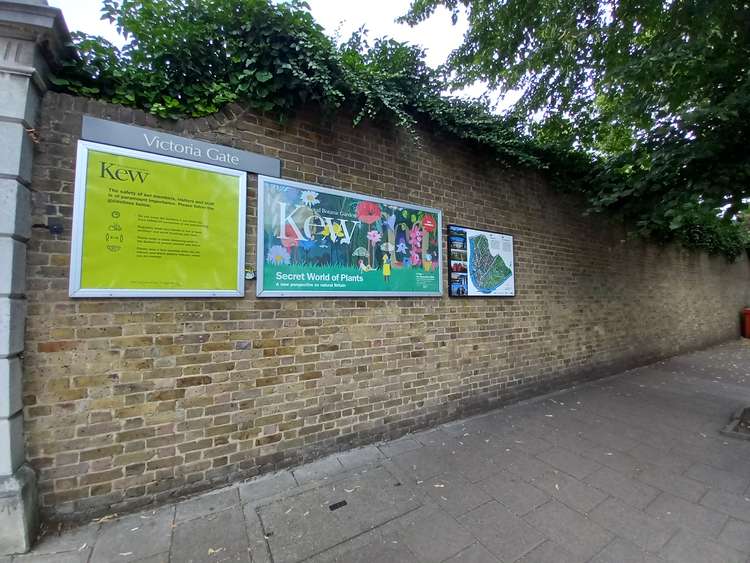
[256,176,442,297]
[448,224,515,297]
[69,141,246,297]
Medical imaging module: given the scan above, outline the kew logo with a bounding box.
[100,161,150,183]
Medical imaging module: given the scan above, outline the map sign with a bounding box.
[256,176,442,297]
[69,141,247,297]
[448,224,515,297]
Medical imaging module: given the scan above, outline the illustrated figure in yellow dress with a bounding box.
[382,254,391,283]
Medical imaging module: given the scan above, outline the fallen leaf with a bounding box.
[208,547,226,555]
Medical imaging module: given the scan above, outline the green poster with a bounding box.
[70,142,246,297]
[256,176,442,297]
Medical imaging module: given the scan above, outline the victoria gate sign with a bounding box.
[81,116,281,175]
[69,117,281,298]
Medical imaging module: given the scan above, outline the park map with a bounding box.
[468,234,512,293]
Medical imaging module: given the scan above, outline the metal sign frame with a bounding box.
[256,175,443,298]
[69,140,247,298]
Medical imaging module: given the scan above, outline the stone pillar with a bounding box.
[0,0,71,554]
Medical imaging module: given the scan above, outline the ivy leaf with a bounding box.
[255,70,274,83]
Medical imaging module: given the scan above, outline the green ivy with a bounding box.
[53,0,749,260]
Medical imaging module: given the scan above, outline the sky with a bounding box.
[47,0,518,109]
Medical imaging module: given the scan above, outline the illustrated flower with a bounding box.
[321,222,344,242]
[267,245,291,265]
[408,225,423,246]
[380,242,394,253]
[300,239,316,251]
[410,250,421,266]
[366,230,382,244]
[385,213,396,231]
[300,190,320,207]
[396,241,408,254]
[281,224,299,248]
[356,201,382,225]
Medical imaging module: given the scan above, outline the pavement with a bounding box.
[8,340,750,563]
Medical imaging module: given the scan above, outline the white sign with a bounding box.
[448,224,515,297]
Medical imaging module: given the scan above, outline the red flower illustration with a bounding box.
[281,224,299,248]
[355,201,382,225]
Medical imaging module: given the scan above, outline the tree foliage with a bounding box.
[403,0,750,258]
[56,0,548,165]
[53,0,750,258]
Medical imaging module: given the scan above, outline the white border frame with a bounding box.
[447,223,515,297]
[256,175,443,298]
[69,140,247,298]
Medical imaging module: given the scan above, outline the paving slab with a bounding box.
[590,497,676,552]
[527,467,607,513]
[336,445,385,469]
[419,473,491,517]
[441,542,499,563]
[378,436,422,457]
[645,492,728,537]
[536,446,602,480]
[716,517,750,554]
[171,506,250,563]
[590,538,664,563]
[90,506,175,563]
[700,488,750,521]
[13,551,92,563]
[175,487,240,523]
[477,470,550,516]
[635,466,708,503]
[515,539,579,563]
[524,500,613,560]
[659,528,746,563]
[394,507,475,563]
[685,462,750,494]
[292,456,345,485]
[389,446,454,483]
[458,501,544,562]
[31,523,99,556]
[244,507,272,563]
[238,470,297,505]
[309,535,419,563]
[585,466,660,509]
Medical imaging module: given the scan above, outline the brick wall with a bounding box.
[24,93,749,521]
